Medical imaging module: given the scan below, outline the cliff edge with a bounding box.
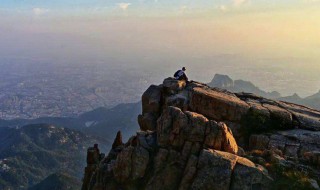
[82,78,320,190]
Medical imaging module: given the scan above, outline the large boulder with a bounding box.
[189,87,250,122]
[190,149,272,190]
[141,85,162,116]
[191,149,238,190]
[262,103,293,129]
[138,113,157,131]
[230,157,272,190]
[139,84,163,131]
[204,121,239,154]
[278,101,320,131]
[157,106,239,154]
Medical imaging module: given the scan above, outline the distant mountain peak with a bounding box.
[292,93,300,97]
[208,74,234,88]
[208,73,281,99]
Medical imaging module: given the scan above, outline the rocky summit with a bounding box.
[82,78,320,190]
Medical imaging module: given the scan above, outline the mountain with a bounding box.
[305,90,320,100]
[278,93,304,105]
[279,91,320,110]
[0,102,140,189]
[302,90,320,109]
[80,102,141,141]
[29,172,81,190]
[0,124,109,189]
[208,74,281,99]
[0,102,141,141]
[207,74,234,88]
[82,78,320,190]
[208,73,320,110]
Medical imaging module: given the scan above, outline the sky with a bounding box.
[0,0,320,96]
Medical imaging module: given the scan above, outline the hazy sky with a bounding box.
[1,0,320,96]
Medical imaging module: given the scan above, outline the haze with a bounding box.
[1,0,320,97]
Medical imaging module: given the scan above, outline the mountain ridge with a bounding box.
[0,124,109,189]
[28,172,81,190]
[208,73,320,110]
[0,102,141,141]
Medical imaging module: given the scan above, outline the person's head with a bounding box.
[182,67,186,71]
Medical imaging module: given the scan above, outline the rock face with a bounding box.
[157,106,238,154]
[82,144,104,190]
[249,130,320,165]
[190,87,250,122]
[82,78,320,190]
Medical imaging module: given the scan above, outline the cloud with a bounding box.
[117,3,131,11]
[233,0,248,6]
[32,8,49,16]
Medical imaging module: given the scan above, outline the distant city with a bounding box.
[1,60,320,120]
[0,62,150,119]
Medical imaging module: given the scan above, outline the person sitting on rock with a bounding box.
[174,67,188,82]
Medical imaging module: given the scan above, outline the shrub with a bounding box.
[267,163,316,190]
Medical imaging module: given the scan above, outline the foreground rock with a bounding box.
[82,78,320,190]
[250,130,320,166]
[82,112,272,189]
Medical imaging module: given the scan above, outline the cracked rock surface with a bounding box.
[82,78,320,190]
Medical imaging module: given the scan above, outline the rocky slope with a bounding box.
[82,78,320,190]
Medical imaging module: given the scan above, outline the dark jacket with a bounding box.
[174,70,188,81]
